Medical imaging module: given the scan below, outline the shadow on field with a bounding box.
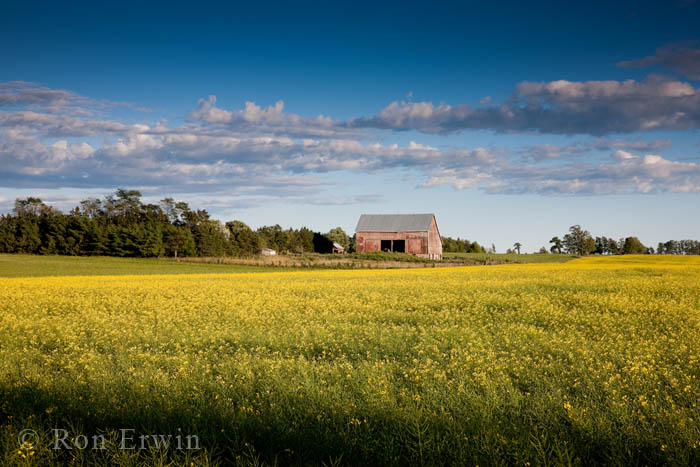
[0,383,681,467]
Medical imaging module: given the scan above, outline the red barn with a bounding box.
[354,214,442,260]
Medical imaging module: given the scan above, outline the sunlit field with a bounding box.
[1,255,699,466]
[442,252,575,263]
[0,254,289,277]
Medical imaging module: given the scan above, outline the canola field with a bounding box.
[1,255,699,466]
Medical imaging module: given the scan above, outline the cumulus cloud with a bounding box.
[618,43,700,80]
[187,95,234,123]
[518,138,672,162]
[4,118,697,197]
[0,81,80,108]
[427,151,700,195]
[186,95,351,139]
[518,143,589,162]
[593,138,672,152]
[0,110,135,138]
[0,81,147,115]
[0,127,98,177]
[349,75,700,135]
[2,81,700,203]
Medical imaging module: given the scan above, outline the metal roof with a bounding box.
[332,242,344,249]
[355,214,435,233]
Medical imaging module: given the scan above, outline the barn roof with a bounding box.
[355,214,435,232]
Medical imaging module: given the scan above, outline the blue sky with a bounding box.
[1,0,699,251]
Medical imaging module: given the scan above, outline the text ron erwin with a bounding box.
[51,428,200,450]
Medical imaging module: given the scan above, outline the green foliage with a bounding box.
[549,236,563,254]
[192,221,230,257]
[563,225,596,256]
[658,239,700,255]
[163,224,195,258]
[0,192,178,258]
[327,226,350,251]
[622,236,646,255]
[556,227,697,257]
[227,221,259,256]
[594,236,620,255]
[441,236,484,253]
[0,191,335,259]
[296,227,315,253]
[13,216,41,253]
[558,227,700,257]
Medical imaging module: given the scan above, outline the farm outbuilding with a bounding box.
[355,214,442,260]
[332,242,345,254]
[260,248,277,256]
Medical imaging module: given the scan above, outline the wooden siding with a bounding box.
[427,216,442,259]
[357,231,428,254]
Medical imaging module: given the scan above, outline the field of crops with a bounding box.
[1,255,699,466]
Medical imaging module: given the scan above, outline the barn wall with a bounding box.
[356,231,428,255]
[427,217,443,259]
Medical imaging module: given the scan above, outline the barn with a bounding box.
[355,214,442,260]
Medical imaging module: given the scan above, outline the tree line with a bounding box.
[0,190,484,258]
[547,225,700,256]
[2,191,327,257]
[441,237,485,254]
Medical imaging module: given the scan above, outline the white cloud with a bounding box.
[2,81,700,203]
[187,95,233,123]
[430,150,700,195]
[612,150,638,161]
[350,75,700,135]
[594,138,671,152]
[516,78,695,99]
[186,95,347,139]
[48,140,94,161]
[0,81,147,115]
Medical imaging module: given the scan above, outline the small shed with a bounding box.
[332,242,345,254]
[355,213,442,260]
[260,248,277,257]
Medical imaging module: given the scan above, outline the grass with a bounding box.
[443,252,576,263]
[0,252,572,278]
[347,251,435,262]
[165,252,442,269]
[0,254,288,277]
[1,255,699,466]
